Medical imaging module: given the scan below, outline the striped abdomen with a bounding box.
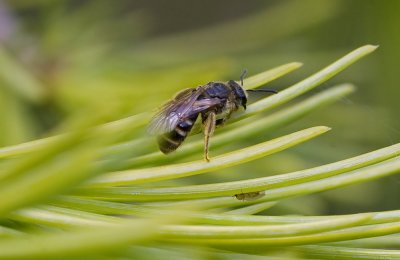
[157,115,198,154]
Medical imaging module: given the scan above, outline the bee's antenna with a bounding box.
[247,89,278,94]
[240,68,248,86]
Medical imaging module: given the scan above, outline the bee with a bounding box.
[147,70,277,161]
[234,190,266,201]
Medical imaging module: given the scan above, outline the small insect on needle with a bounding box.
[234,190,266,201]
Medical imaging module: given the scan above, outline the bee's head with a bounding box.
[227,80,247,110]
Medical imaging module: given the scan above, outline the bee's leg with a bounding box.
[202,111,216,162]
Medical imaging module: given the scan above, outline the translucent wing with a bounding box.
[148,87,213,135]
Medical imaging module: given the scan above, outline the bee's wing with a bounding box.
[147,87,210,135]
[190,98,222,114]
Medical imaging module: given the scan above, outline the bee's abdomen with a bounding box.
[157,115,198,154]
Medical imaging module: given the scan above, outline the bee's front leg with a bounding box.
[202,111,216,162]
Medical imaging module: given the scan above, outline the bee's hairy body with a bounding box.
[156,80,247,160]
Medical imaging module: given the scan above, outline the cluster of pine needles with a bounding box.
[0,45,399,259]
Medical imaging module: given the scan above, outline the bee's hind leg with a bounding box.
[202,111,216,162]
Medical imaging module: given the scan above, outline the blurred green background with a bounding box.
[0,0,399,215]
